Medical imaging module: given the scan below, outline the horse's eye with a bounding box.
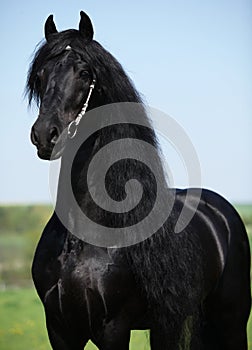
[79,70,89,79]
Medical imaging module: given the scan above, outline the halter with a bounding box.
[67,78,96,139]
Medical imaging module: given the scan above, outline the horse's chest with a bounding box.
[51,248,134,322]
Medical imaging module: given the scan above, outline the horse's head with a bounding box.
[28,11,142,160]
[28,12,96,160]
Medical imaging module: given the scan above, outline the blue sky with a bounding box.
[0,0,251,203]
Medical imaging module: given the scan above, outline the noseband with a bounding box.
[67,78,96,139]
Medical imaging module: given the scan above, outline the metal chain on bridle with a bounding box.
[67,78,96,139]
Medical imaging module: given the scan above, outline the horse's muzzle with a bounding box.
[31,122,63,160]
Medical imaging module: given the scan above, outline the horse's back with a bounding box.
[175,188,250,265]
[176,187,250,294]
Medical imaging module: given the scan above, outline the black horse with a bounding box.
[27,12,251,349]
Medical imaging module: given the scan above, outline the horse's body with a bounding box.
[28,12,251,349]
[32,188,250,349]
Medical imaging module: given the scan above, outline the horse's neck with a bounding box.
[55,131,95,230]
[55,104,169,234]
[57,132,95,194]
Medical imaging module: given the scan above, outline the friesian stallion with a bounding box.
[27,11,251,349]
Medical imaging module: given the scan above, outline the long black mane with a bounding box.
[27,26,203,339]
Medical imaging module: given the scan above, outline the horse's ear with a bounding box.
[45,15,58,42]
[79,11,94,41]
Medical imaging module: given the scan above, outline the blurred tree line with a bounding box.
[0,205,52,289]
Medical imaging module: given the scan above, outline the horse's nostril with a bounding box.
[50,127,60,145]
[31,126,40,146]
